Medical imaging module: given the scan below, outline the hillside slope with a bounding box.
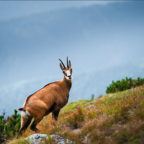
[12,85,144,144]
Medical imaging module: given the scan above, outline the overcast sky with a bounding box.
[0,1,144,87]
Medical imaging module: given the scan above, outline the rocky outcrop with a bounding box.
[25,134,48,144]
[50,134,73,144]
[25,133,73,144]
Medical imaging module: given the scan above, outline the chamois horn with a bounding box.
[59,59,66,69]
[67,56,69,68]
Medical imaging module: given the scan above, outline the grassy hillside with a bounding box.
[10,85,144,144]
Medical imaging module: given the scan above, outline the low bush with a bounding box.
[106,77,144,93]
[0,110,21,143]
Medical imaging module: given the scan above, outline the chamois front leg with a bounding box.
[52,110,60,121]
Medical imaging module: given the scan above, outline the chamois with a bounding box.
[17,57,72,136]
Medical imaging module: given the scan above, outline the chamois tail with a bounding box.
[17,108,25,112]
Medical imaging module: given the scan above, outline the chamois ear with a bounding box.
[69,60,71,68]
[60,63,64,70]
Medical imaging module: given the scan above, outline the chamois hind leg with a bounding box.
[17,116,32,138]
[30,117,42,132]
[52,110,60,121]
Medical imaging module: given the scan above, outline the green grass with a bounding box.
[61,99,90,114]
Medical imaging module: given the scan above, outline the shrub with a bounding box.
[106,77,144,93]
[0,110,21,143]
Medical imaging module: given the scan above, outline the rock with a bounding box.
[25,134,48,144]
[50,134,73,144]
[25,133,74,144]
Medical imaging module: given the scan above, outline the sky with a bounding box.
[0,1,114,85]
[0,1,144,114]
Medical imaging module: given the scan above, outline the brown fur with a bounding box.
[25,78,71,118]
[17,60,72,136]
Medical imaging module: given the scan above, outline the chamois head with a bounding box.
[59,57,72,80]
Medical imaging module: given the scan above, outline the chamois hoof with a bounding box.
[35,128,40,133]
[31,127,40,133]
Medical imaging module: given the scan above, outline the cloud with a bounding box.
[0,1,112,21]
